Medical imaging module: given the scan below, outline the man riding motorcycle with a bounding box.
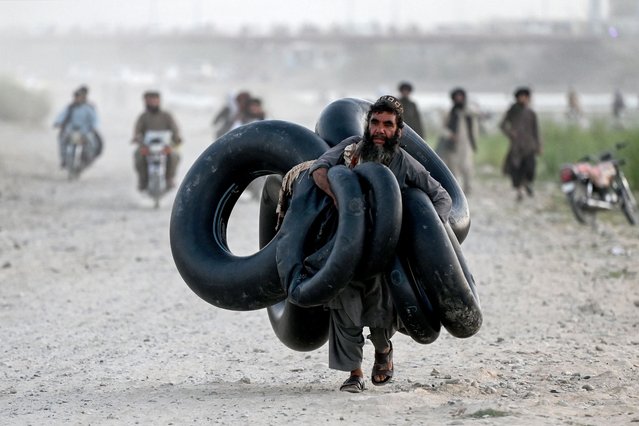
[53,86,102,168]
[132,91,182,191]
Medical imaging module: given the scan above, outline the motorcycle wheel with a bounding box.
[618,175,638,225]
[148,171,163,209]
[568,184,596,226]
[65,144,79,180]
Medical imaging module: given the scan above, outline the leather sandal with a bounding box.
[339,375,365,393]
[371,341,393,386]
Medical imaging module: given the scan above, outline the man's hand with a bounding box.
[311,167,338,207]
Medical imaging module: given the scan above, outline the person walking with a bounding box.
[438,87,479,195]
[309,95,451,392]
[397,81,424,138]
[500,87,542,201]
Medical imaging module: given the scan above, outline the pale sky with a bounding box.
[0,0,605,33]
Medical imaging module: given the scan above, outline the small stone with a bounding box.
[483,386,497,394]
[582,384,594,391]
[595,346,604,352]
[610,246,626,256]
[1,262,11,269]
[430,368,440,376]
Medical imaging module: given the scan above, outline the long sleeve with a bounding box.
[405,154,452,222]
[532,111,541,153]
[53,107,69,127]
[167,113,182,145]
[133,114,145,144]
[391,150,452,223]
[308,137,359,175]
[499,108,512,139]
[87,105,99,131]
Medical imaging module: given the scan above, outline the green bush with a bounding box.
[477,119,639,189]
[0,76,51,124]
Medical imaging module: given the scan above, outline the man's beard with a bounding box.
[146,106,160,113]
[360,129,400,166]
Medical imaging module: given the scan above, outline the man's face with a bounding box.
[516,94,530,106]
[453,93,465,105]
[368,111,400,147]
[145,96,161,108]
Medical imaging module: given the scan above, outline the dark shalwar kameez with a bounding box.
[309,136,452,372]
[500,103,541,188]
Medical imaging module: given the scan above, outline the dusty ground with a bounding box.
[1,106,638,426]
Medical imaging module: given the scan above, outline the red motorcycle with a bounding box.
[560,143,637,225]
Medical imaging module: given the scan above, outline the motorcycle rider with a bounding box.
[53,86,102,167]
[132,91,182,191]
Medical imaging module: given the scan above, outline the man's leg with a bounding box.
[461,151,474,195]
[369,327,392,353]
[369,327,394,385]
[58,136,67,168]
[166,151,180,188]
[511,166,524,201]
[329,309,366,392]
[134,147,148,191]
[523,154,536,197]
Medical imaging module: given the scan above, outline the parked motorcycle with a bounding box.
[63,129,96,180]
[142,130,172,208]
[560,142,638,225]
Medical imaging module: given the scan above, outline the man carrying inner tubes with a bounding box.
[309,95,452,393]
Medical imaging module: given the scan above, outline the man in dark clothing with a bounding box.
[500,87,542,201]
[132,91,183,191]
[397,81,424,138]
[309,95,451,393]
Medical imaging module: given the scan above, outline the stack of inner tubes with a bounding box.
[170,98,482,352]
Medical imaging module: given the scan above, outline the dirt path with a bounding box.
[1,111,638,425]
